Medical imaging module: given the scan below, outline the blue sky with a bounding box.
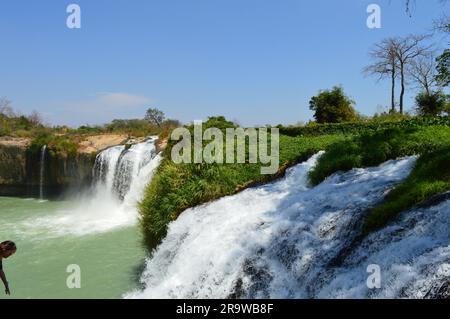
[0,0,448,127]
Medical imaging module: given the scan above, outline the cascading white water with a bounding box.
[39,145,47,200]
[127,153,449,299]
[316,196,450,299]
[113,140,157,200]
[93,144,125,193]
[19,137,161,237]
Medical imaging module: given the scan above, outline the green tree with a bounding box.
[415,91,447,116]
[444,100,450,116]
[309,86,357,123]
[145,108,165,127]
[435,49,450,87]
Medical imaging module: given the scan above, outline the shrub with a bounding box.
[29,133,78,157]
[415,91,448,116]
[309,86,358,123]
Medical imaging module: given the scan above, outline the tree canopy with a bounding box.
[309,87,358,124]
[145,108,165,127]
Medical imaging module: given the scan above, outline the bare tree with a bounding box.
[404,0,449,16]
[0,97,15,118]
[390,35,432,113]
[433,14,450,35]
[409,54,438,94]
[28,110,43,126]
[364,39,398,113]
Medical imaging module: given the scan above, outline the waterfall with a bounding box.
[93,145,126,193]
[23,137,161,237]
[93,138,159,202]
[39,145,47,200]
[126,153,449,299]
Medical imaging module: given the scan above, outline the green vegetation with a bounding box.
[1,102,180,139]
[435,49,450,87]
[145,108,165,127]
[29,133,79,157]
[0,113,45,138]
[308,125,450,232]
[309,86,358,123]
[309,125,450,185]
[140,117,450,251]
[415,91,448,116]
[278,116,450,137]
[139,117,346,249]
[1,103,180,160]
[364,146,450,231]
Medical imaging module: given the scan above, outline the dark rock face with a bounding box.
[0,144,27,186]
[0,144,96,198]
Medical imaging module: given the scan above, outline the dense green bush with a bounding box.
[29,133,79,157]
[415,91,448,116]
[309,86,358,123]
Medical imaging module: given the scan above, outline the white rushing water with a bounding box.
[14,137,161,238]
[127,153,449,299]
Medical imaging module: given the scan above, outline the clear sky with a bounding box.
[0,0,448,127]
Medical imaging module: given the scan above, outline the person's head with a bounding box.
[0,241,16,258]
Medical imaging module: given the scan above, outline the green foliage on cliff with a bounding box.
[29,133,79,157]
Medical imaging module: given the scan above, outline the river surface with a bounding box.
[0,197,144,299]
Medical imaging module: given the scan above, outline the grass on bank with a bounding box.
[308,125,450,232]
[364,146,450,231]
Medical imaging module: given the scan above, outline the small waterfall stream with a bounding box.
[39,145,47,200]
